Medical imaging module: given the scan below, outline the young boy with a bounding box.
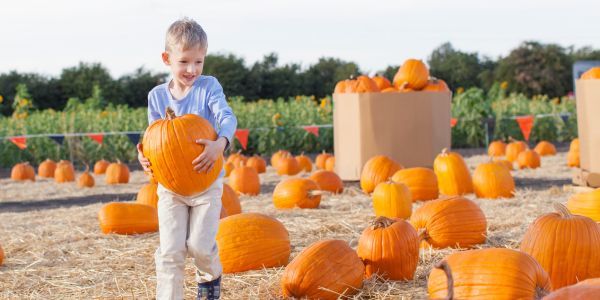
[137,17,237,300]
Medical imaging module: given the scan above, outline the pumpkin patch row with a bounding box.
[10,159,130,186]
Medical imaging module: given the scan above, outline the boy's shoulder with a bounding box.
[195,75,221,90]
[148,82,169,98]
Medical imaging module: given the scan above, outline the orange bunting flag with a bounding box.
[450,118,458,128]
[515,115,535,141]
[9,136,27,149]
[87,133,104,144]
[235,129,249,150]
[303,126,319,137]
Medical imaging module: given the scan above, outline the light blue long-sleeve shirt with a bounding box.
[147,75,238,179]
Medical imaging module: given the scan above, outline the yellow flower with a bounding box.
[320,98,329,109]
[295,95,301,101]
[456,87,465,94]
[500,81,508,90]
[0,95,3,104]
[100,111,109,118]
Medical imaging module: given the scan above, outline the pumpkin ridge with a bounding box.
[176,117,203,190]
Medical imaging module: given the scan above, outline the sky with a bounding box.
[1,0,599,78]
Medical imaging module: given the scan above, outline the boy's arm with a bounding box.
[207,79,237,151]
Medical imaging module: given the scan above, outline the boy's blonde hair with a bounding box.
[165,17,208,51]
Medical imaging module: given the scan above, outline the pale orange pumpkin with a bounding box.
[11,162,35,181]
[566,188,600,222]
[372,181,412,219]
[37,158,57,178]
[472,161,515,199]
[333,79,350,94]
[520,203,600,290]
[357,217,419,280]
[315,152,333,170]
[487,140,506,157]
[517,149,541,169]
[433,149,473,196]
[217,213,290,273]
[142,107,223,196]
[136,182,158,209]
[581,67,600,79]
[224,161,235,177]
[309,170,344,194]
[246,155,266,173]
[54,160,75,183]
[324,156,335,172]
[281,240,364,300]
[273,178,321,209]
[534,141,556,156]
[393,59,429,90]
[77,164,95,188]
[220,183,241,218]
[228,165,260,195]
[410,197,487,249]
[98,202,158,234]
[428,248,551,299]
[391,167,439,201]
[371,75,392,90]
[505,140,529,162]
[360,155,402,194]
[295,153,312,172]
[567,138,580,167]
[105,160,130,184]
[93,159,110,175]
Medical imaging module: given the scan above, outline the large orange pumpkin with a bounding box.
[220,183,241,217]
[54,160,75,183]
[273,178,321,209]
[11,162,35,181]
[410,197,487,249]
[37,159,57,178]
[544,278,600,299]
[581,67,600,79]
[371,75,392,90]
[98,202,158,234]
[357,217,419,280]
[391,167,438,201]
[372,181,412,219]
[567,188,600,222]
[246,155,266,174]
[105,161,130,184]
[93,159,110,174]
[315,152,333,170]
[360,155,402,194]
[217,213,290,273]
[433,149,473,196]
[228,165,260,195]
[295,153,312,172]
[281,240,364,300]
[505,140,528,162]
[142,107,223,196]
[487,140,506,157]
[136,182,158,209]
[520,203,600,290]
[517,149,541,169]
[422,77,450,92]
[534,141,557,156]
[309,170,344,194]
[472,161,515,199]
[77,165,95,188]
[393,59,429,90]
[428,248,551,299]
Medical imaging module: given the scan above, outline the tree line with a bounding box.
[1,40,599,116]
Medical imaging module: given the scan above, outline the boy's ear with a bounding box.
[161,52,170,65]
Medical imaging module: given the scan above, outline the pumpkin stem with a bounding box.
[165,107,177,120]
[441,148,449,155]
[535,286,550,300]
[434,260,454,300]
[308,190,327,197]
[553,202,573,219]
[417,228,430,241]
[371,216,395,229]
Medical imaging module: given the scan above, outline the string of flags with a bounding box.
[1,112,572,150]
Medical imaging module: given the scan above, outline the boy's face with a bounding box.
[162,45,207,88]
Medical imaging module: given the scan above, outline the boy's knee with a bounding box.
[156,248,186,265]
[187,242,218,261]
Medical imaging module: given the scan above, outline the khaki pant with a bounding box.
[155,178,223,300]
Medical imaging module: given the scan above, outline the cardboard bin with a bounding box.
[574,80,600,187]
[333,92,451,181]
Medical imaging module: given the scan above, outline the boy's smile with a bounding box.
[162,45,207,94]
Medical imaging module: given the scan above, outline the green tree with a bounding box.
[117,67,168,107]
[428,42,483,91]
[0,71,62,115]
[59,62,119,104]
[302,57,361,98]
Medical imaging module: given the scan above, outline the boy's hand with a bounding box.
[137,143,152,173]
[192,137,227,173]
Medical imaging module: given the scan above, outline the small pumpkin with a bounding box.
[227,151,247,167]
[324,156,335,172]
[224,161,235,177]
[228,165,260,195]
[11,162,35,181]
[309,170,344,194]
[372,181,412,219]
[105,160,130,184]
[345,75,380,93]
[487,140,506,157]
[534,140,557,156]
[393,59,429,90]
[333,79,350,94]
[581,67,600,79]
[77,164,95,188]
[315,152,333,170]
[246,155,266,173]
[381,87,399,93]
[567,138,580,167]
[422,77,450,92]
[281,240,364,300]
[93,159,110,174]
[54,160,75,183]
[37,158,57,178]
[433,148,473,196]
[544,278,600,299]
[493,158,514,170]
[273,178,322,209]
[357,217,419,280]
[217,213,290,273]
[371,75,392,90]
[428,248,551,299]
[271,150,291,169]
[505,140,528,162]
[220,183,241,218]
[520,203,600,290]
[98,202,158,234]
[391,167,439,201]
[567,188,600,222]
[0,244,4,266]
[472,161,515,199]
[410,197,487,249]
[360,155,402,194]
[295,153,313,172]
[136,182,159,209]
[276,154,302,176]
[517,149,541,169]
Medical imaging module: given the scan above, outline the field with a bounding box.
[0,147,578,299]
